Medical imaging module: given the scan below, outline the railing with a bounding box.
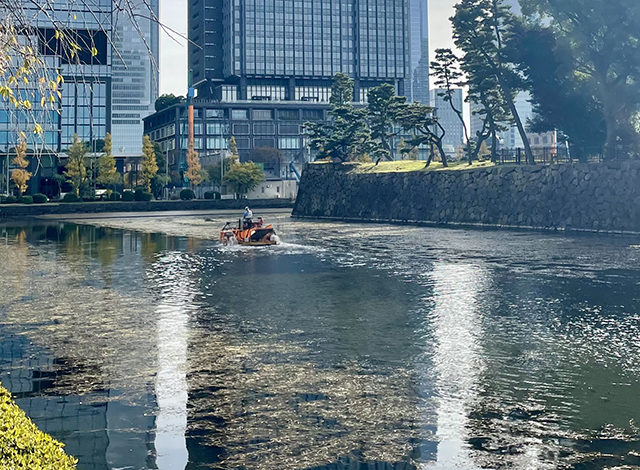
[495,147,605,165]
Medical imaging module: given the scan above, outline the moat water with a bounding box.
[1,210,640,470]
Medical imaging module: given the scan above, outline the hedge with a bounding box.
[180,189,195,200]
[33,193,48,204]
[18,195,33,204]
[0,383,77,469]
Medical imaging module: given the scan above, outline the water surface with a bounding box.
[1,211,640,470]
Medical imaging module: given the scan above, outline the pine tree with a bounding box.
[65,134,87,196]
[186,142,204,187]
[10,137,31,195]
[96,133,121,191]
[140,135,158,192]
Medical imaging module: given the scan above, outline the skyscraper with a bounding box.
[189,0,411,102]
[111,0,160,158]
[409,0,429,104]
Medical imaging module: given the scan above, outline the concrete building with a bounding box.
[430,88,465,157]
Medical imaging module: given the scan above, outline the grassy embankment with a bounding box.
[348,159,496,174]
[0,383,77,469]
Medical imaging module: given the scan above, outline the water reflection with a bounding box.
[152,253,192,470]
[426,263,485,470]
[2,218,640,469]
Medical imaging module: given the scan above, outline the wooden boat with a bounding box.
[220,219,277,246]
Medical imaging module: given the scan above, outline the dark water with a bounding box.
[1,214,640,470]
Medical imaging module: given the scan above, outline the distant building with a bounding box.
[430,88,465,157]
[111,0,159,159]
[409,0,430,104]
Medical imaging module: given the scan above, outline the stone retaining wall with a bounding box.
[292,162,640,232]
[0,198,294,219]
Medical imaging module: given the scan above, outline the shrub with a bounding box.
[122,190,135,201]
[0,384,77,469]
[204,191,221,200]
[3,195,17,204]
[134,188,152,201]
[32,193,48,204]
[62,193,80,203]
[180,188,195,200]
[18,195,33,204]
[108,191,121,201]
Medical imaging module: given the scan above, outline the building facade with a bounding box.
[409,0,429,104]
[111,0,160,158]
[189,0,411,103]
[430,88,465,157]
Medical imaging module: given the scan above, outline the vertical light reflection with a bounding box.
[154,252,193,470]
[427,262,486,470]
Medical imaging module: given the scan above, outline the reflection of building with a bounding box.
[430,88,465,156]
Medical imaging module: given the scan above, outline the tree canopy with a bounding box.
[224,162,265,195]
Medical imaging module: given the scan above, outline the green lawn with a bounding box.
[348,159,496,174]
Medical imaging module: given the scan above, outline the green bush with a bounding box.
[0,384,77,469]
[62,193,79,203]
[180,188,195,200]
[32,193,48,204]
[3,195,17,204]
[18,195,33,204]
[108,191,121,201]
[204,191,221,200]
[122,190,135,201]
[134,188,152,201]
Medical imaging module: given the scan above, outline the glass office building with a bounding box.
[111,0,160,157]
[409,0,429,104]
[190,0,412,102]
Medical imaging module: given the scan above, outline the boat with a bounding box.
[220,219,277,246]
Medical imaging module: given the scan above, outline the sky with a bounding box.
[158,0,460,96]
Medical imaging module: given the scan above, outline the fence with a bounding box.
[495,147,605,165]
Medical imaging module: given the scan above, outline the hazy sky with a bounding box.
[158,0,459,96]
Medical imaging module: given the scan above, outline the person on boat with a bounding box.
[243,206,253,229]
[257,217,264,227]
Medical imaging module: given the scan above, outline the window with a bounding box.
[235,137,251,149]
[279,137,300,149]
[206,109,225,118]
[207,137,228,149]
[302,109,323,121]
[207,123,229,134]
[278,109,299,120]
[231,109,248,120]
[279,124,299,135]
[233,123,250,135]
[254,123,276,135]
[254,138,275,148]
[252,109,273,120]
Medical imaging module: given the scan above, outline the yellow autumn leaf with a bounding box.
[23,76,28,84]
[91,47,98,57]
[23,100,32,110]
[34,123,43,134]
[40,97,46,107]
[73,13,77,20]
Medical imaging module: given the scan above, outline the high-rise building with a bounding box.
[409,0,429,104]
[111,0,160,158]
[146,0,416,169]
[430,88,465,156]
[189,0,410,102]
